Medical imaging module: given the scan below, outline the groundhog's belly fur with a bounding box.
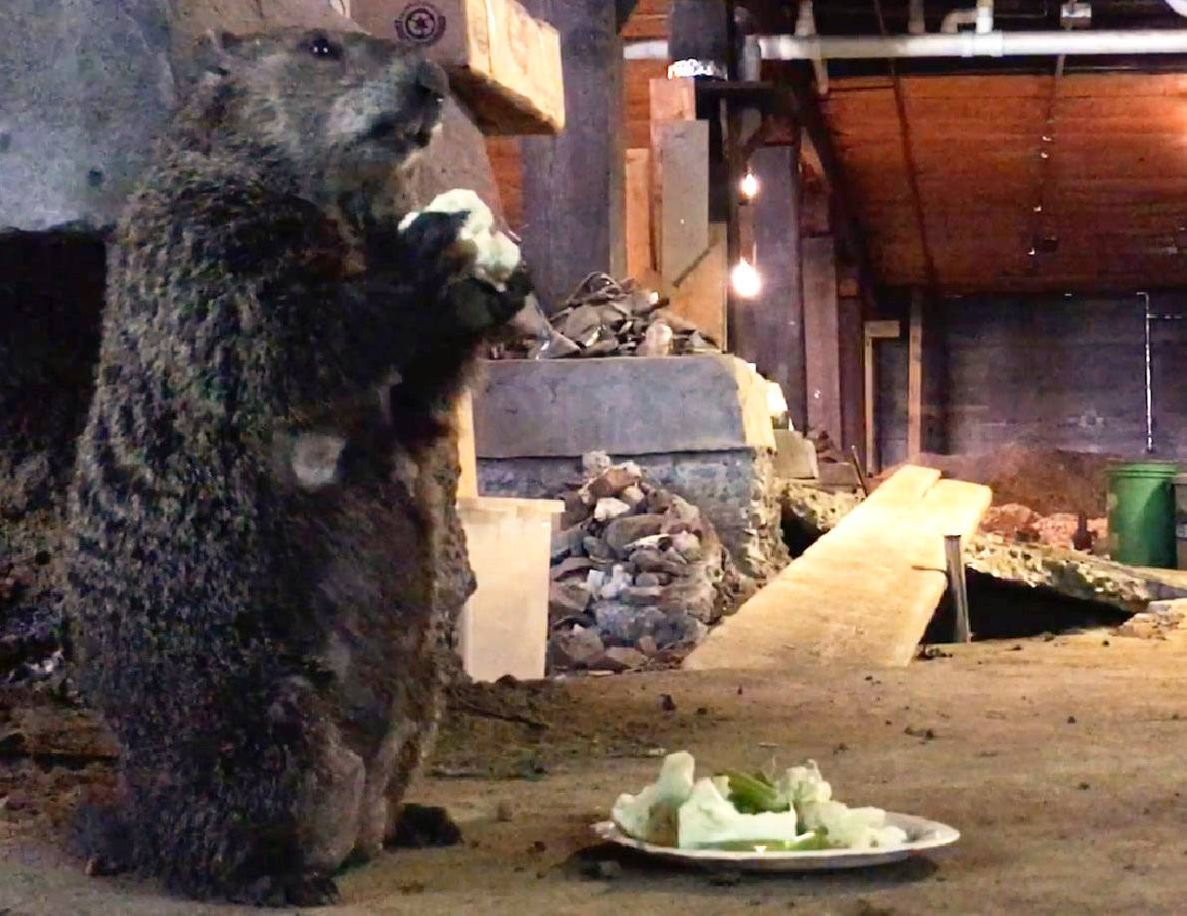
[62,28,524,906]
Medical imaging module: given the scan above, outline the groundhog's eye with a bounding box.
[308,35,339,59]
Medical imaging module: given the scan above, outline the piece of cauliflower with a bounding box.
[677,777,811,850]
[611,751,696,846]
[799,799,909,850]
[398,188,521,288]
[777,759,833,808]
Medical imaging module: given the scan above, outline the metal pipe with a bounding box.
[908,0,926,34]
[1140,291,1154,454]
[942,0,993,35]
[944,535,972,643]
[757,29,1187,60]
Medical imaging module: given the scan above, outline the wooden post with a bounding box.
[863,320,901,474]
[802,235,842,442]
[740,142,805,431]
[908,289,925,460]
[945,534,972,643]
[520,0,626,312]
[838,282,865,461]
[908,288,947,460]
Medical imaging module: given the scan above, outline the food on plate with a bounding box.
[610,752,908,852]
[399,189,521,288]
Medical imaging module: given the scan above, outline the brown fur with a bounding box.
[62,28,528,906]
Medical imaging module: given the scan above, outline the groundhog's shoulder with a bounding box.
[114,151,344,297]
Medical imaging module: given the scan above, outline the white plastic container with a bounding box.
[457,496,564,682]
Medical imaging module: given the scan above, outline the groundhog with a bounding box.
[63,28,529,906]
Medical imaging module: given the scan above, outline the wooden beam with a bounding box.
[908,291,924,460]
[907,290,946,460]
[741,142,805,430]
[802,235,842,441]
[520,0,625,311]
[862,321,902,469]
[839,292,865,461]
[668,0,730,70]
[657,121,710,286]
[615,0,639,31]
[784,74,875,303]
[624,148,655,285]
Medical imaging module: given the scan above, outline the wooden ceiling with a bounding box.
[823,71,1187,293]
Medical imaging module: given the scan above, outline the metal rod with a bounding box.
[757,30,1187,61]
[1140,290,1154,453]
[849,445,870,496]
[944,534,972,643]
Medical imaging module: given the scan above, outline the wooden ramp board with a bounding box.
[684,466,992,671]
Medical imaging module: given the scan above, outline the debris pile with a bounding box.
[549,454,753,672]
[980,504,1108,553]
[490,273,720,360]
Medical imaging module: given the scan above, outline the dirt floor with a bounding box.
[5,630,1187,915]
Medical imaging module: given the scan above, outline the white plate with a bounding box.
[591,812,959,872]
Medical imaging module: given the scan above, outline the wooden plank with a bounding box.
[649,76,697,127]
[520,0,625,311]
[650,80,702,289]
[455,389,478,499]
[658,120,710,286]
[666,222,728,346]
[684,466,992,671]
[802,235,842,441]
[624,148,654,284]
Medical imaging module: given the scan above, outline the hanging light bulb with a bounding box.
[740,169,759,201]
[731,258,762,298]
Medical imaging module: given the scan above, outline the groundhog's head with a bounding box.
[191,28,448,187]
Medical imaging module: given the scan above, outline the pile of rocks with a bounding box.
[549,454,752,672]
[980,504,1107,554]
[490,273,720,360]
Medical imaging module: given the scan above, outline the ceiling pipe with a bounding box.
[795,0,830,94]
[908,0,927,35]
[757,29,1187,60]
[942,0,994,34]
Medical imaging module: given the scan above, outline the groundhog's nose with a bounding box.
[415,59,449,102]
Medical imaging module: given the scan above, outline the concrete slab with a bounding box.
[684,466,992,670]
[472,355,776,459]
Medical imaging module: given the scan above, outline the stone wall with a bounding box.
[479,448,788,581]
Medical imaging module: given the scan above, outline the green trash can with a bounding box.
[1107,461,1179,569]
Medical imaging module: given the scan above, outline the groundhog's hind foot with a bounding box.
[386,803,462,849]
[227,872,341,908]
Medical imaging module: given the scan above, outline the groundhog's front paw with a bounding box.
[229,872,341,908]
[444,267,532,336]
[395,210,477,283]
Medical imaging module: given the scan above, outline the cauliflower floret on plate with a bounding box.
[677,777,811,851]
[611,750,696,846]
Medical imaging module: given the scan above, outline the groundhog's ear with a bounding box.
[194,29,245,79]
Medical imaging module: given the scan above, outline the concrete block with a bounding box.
[772,429,818,480]
[472,354,776,459]
[457,496,563,682]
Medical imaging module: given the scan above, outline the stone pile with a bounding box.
[489,273,720,360]
[980,504,1108,553]
[549,454,751,672]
